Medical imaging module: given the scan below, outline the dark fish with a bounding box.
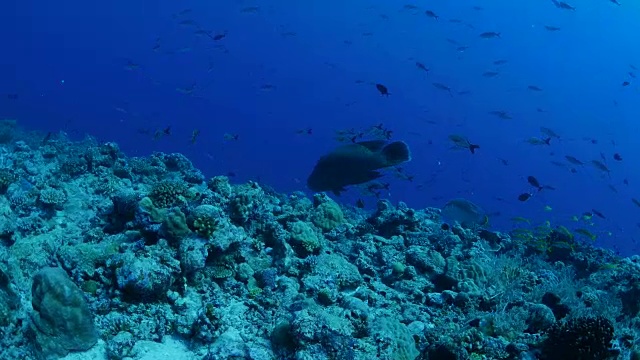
[479,31,501,38]
[482,71,499,78]
[425,10,439,19]
[623,81,630,86]
[449,134,480,154]
[518,193,532,202]
[213,32,227,41]
[415,62,429,72]
[432,82,453,95]
[613,153,622,161]
[527,176,543,191]
[526,137,552,146]
[565,155,584,166]
[375,83,390,96]
[356,199,365,208]
[296,127,313,135]
[633,198,640,208]
[540,127,560,139]
[6,93,18,100]
[307,140,412,195]
[493,59,508,65]
[544,25,561,31]
[609,0,620,5]
[592,209,606,219]
[551,0,576,10]
[591,160,610,175]
[489,110,512,119]
[624,178,629,185]
[527,85,543,91]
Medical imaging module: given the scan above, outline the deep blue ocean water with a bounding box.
[3,0,640,255]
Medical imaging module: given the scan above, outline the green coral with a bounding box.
[193,215,217,239]
[163,208,191,242]
[312,199,344,231]
[289,221,321,255]
[149,180,187,208]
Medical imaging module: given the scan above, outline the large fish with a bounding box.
[307,140,411,195]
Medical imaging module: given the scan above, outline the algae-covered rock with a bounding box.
[30,267,98,358]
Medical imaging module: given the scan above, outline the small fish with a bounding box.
[415,62,429,72]
[425,10,439,19]
[153,126,172,140]
[432,82,453,95]
[124,60,140,71]
[518,193,532,202]
[448,134,480,154]
[608,184,618,193]
[179,19,197,26]
[356,199,365,208]
[479,31,501,39]
[544,205,553,212]
[493,59,508,65]
[295,128,313,135]
[528,85,543,91]
[526,137,551,146]
[6,93,18,100]
[591,209,606,219]
[489,110,512,120]
[575,228,597,241]
[441,198,489,228]
[511,216,530,224]
[190,129,200,144]
[540,127,560,139]
[241,6,260,13]
[622,81,630,87]
[375,83,390,96]
[213,32,227,41]
[173,9,192,17]
[609,0,621,5]
[482,71,499,78]
[552,0,576,10]
[260,84,276,91]
[591,160,610,175]
[527,176,543,191]
[565,155,584,166]
[544,25,561,31]
[613,153,622,161]
[633,198,640,208]
[224,133,239,141]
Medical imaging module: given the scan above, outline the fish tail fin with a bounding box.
[469,144,480,154]
[381,141,411,166]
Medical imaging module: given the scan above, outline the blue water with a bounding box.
[4,0,640,254]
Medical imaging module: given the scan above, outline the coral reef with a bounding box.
[0,125,637,359]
